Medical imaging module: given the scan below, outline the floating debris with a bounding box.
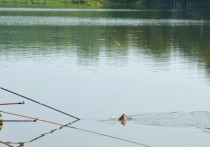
[114,40,121,46]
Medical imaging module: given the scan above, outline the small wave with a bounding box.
[0,16,208,26]
[131,111,210,129]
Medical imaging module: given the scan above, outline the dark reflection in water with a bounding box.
[0,24,210,75]
[0,119,79,147]
[0,8,210,20]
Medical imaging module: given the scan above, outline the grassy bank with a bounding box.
[0,0,103,8]
[0,0,209,9]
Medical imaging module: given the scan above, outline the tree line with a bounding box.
[74,0,210,8]
[1,0,210,8]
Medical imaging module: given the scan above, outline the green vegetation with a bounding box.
[0,0,103,8]
[0,0,210,8]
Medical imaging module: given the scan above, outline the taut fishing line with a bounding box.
[0,87,80,120]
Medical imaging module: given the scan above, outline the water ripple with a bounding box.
[132,111,210,129]
[0,16,207,26]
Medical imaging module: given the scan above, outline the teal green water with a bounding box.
[0,8,210,147]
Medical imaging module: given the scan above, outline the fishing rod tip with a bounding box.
[18,101,25,104]
[34,118,38,122]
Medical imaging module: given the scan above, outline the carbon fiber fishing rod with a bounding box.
[0,141,13,147]
[4,120,79,146]
[0,101,24,106]
[0,87,80,120]
[0,87,151,146]
[0,110,63,126]
[0,109,151,146]
[1,119,37,123]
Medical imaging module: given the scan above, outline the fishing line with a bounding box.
[0,87,80,120]
[0,87,151,146]
[0,110,150,147]
[67,126,152,147]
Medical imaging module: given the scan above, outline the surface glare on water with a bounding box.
[0,8,210,147]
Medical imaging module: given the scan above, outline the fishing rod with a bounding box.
[0,141,13,147]
[28,119,79,143]
[0,101,25,106]
[0,87,151,146]
[0,87,80,120]
[1,119,37,123]
[0,110,150,147]
[4,117,150,147]
[4,120,79,146]
[0,110,63,126]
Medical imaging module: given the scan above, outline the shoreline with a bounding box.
[0,0,210,9]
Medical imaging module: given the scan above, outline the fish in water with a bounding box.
[118,113,128,126]
[119,113,127,122]
[111,113,132,126]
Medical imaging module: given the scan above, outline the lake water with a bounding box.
[0,8,210,147]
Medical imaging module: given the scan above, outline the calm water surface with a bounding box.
[0,8,210,147]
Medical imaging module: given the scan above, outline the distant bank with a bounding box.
[0,0,102,8]
[0,0,209,9]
